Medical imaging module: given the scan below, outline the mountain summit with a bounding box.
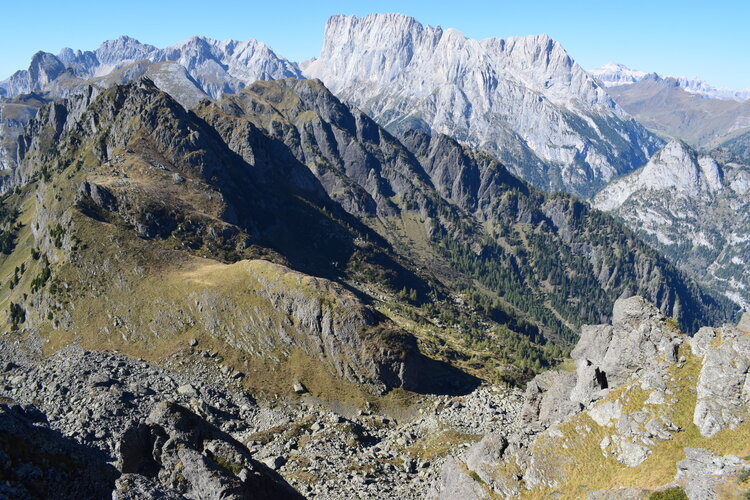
[302,13,661,198]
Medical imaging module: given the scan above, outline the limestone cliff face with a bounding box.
[434,297,750,499]
[302,14,662,197]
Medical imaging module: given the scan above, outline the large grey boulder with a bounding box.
[693,320,750,437]
[118,401,302,500]
[430,458,488,500]
[570,296,683,406]
[520,370,578,428]
[676,448,743,500]
[464,433,508,488]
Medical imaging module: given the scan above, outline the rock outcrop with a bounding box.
[435,297,750,499]
[692,312,750,437]
[118,401,301,499]
[675,448,745,500]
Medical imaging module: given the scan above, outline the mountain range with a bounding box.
[303,14,661,198]
[590,62,750,102]
[597,73,750,149]
[1,14,662,199]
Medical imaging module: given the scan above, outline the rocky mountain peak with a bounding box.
[28,51,67,91]
[589,62,647,86]
[95,35,157,67]
[593,139,724,212]
[1,33,301,107]
[304,14,660,197]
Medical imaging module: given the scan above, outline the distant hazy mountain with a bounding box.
[602,74,750,149]
[588,62,647,87]
[594,139,750,308]
[590,62,750,102]
[0,35,303,174]
[302,14,661,198]
[0,35,302,105]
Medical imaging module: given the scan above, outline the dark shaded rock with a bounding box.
[118,401,303,500]
[0,403,118,499]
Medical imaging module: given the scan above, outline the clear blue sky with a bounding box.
[2,0,748,89]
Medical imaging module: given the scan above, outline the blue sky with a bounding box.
[2,0,748,89]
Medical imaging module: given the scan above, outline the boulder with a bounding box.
[464,433,508,486]
[118,401,302,499]
[430,458,488,500]
[693,320,750,437]
[676,448,743,500]
[570,297,682,406]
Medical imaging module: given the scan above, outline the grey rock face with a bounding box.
[693,321,750,437]
[430,458,488,500]
[27,52,68,92]
[464,433,508,486]
[676,448,744,500]
[519,370,578,427]
[570,296,682,406]
[600,434,651,467]
[303,13,661,197]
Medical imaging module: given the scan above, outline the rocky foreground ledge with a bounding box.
[0,341,522,499]
[434,296,750,499]
[1,297,748,499]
